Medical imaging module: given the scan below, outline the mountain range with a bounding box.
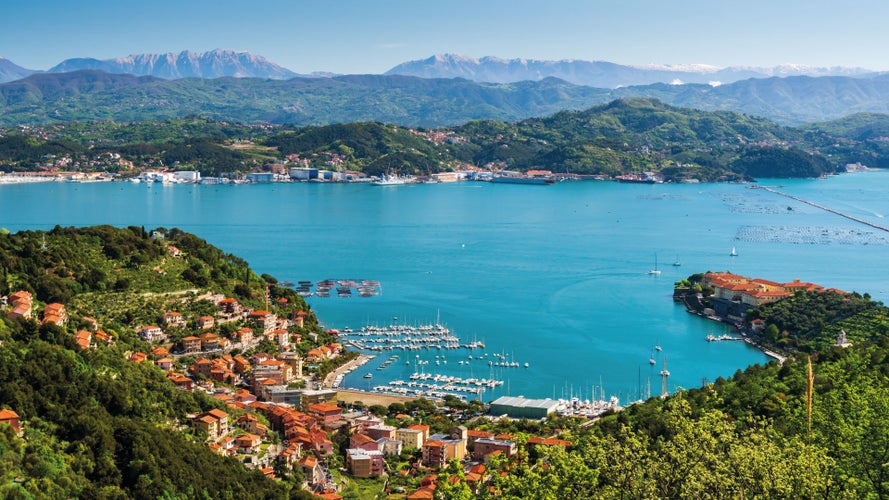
[384,54,876,88]
[46,49,299,80]
[0,50,878,87]
[2,50,889,127]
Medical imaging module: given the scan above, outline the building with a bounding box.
[0,409,21,432]
[246,172,275,183]
[472,437,516,461]
[308,402,342,426]
[137,325,166,342]
[366,424,396,441]
[376,437,403,456]
[181,336,202,354]
[162,312,186,327]
[199,332,220,351]
[198,315,215,329]
[422,429,467,468]
[298,389,337,410]
[346,448,384,478]
[489,396,560,419]
[396,427,425,450]
[42,303,68,325]
[174,171,201,183]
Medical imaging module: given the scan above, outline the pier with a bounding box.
[753,185,889,233]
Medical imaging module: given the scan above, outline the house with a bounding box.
[306,348,326,362]
[269,329,290,347]
[0,409,21,432]
[190,358,213,378]
[396,427,425,450]
[181,336,202,354]
[422,440,448,468]
[166,372,193,392]
[42,303,68,326]
[407,424,430,441]
[218,298,241,316]
[193,414,219,441]
[156,357,174,371]
[198,315,215,329]
[94,330,114,345]
[308,402,342,426]
[366,424,396,441]
[472,437,516,461]
[354,414,384,432]
[82,316,98,331]
[233,356,251,374]
[167,245,181,258]
[293,310,307,328]
[162,312,186,327]
[376,437,403,456]
[276,352,303,378]
[237,414,266,435]
[151,346,169,357]
[248,310,276,334]
[194,409,229,441]
[137,325,166,342]
[422,430,467,468]
[349,433,379,452]
[232,327,254,346]
[128,352,147,363]
[466,429,494,448]
[299,455,325,485]
[346,448,385,478]
[235,433,262,454]
[6,291,32,320]
[73,330,92,350]
[199,332,220,351]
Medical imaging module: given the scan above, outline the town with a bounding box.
[0,231,576,499]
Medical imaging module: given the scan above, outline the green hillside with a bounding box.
[0,226,315,498]
[5,98,889,180]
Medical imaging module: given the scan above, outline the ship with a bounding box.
[372,170,416,186]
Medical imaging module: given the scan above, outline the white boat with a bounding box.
[372,169,416,186]
[672,255,681,266]
[730,246,738,257]
[648,254,661,275]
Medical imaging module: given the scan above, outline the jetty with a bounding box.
[753,185,889,233]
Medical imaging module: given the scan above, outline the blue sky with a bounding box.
[3,0,887,73]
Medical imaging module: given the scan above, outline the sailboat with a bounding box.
[672,255,681,266]
[730,246,738,257]
[648,254,661,275]
[649,349,656,365]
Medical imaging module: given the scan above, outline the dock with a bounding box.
[753,185,889,233]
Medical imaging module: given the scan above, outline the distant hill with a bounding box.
[0,57,36,83]
[48,49,298,80]
[4,68,889,126]
[386,54,875,88]
[0,70,610,127]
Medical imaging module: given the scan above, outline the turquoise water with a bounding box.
[3,172,889,402]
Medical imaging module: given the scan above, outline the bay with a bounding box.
[3,171,889,402]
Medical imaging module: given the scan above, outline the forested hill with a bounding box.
[5,68,889,126]
[481,284,889,498]
[0,226,314,498]
[4,99,889,180]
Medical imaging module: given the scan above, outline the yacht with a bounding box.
[730,246,738,257]
[648,254,661,275]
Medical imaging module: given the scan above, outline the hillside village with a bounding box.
[0,229,572,499]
